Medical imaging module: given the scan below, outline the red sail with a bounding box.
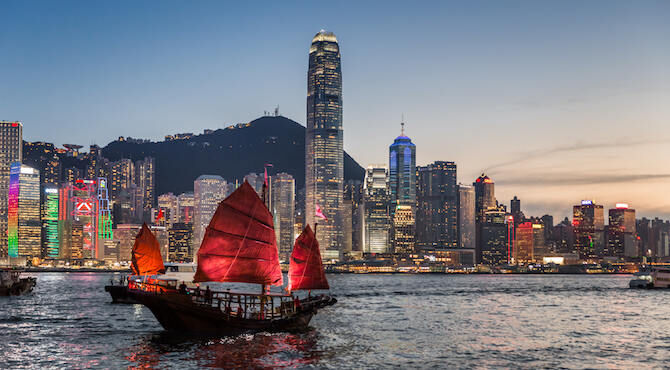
[193,181,283,286]
[131,223,166,276]
[289,225,329,291]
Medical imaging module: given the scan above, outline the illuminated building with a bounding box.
[22,141,61,185]
[168,222,193,262]
[306,30,344,258]
[135,157,156,214]
[157,192,179,227]
[514,222,534,264]
[389,121,416,210]
[458,185,475,250]
[114,224,142,261]
[474,174,496,223]
[363,166,390,254]
[606,204,636,258]
[271,173,295,261]
[97,177,113,259]
[177,192,194,223]
[109,159,133,201]
[8,163,41,261]
[478,206,508,265]
[532,222,546,260]
[392,205,416,254]
[416,161,458,250]
[343,180,364,253]
[70,179,99,259]
[573,200,604,261]
[0,121,22,257]
[86,145,102,180]
[63,167,82,183]
[42,186,60,258]
[193,175,226,258]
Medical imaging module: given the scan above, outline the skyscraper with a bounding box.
[389,121,416,210]
[416,161,458,250]
[135,157,156,218]
[392,205,416,254]
[474,174,496,223]
[8,163,41,261]
[108,158,133,201]
[458,185,475,250]
[607,203,636,258]
[157,192,179,227]
[193,175,226,258]
[343,180,364,253]
[363,166,390,253]
[573,200,605,261]
[42,186,60,258]
[306,30,344,258]
[0,121,23,257]
[271,173,295,261]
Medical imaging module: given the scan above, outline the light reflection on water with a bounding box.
[1,273,669,368]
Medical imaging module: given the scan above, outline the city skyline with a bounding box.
[1,0,669,220]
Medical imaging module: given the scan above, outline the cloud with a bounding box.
[496,173,670,186]
[485,138,670,173]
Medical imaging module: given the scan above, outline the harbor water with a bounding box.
[1,273,668,368]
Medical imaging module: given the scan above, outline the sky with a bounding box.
[1,0,669,220]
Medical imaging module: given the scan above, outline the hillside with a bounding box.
[101,116,365,195]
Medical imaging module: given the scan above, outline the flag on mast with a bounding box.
[315,204,328,222]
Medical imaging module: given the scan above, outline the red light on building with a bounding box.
[11,123,18,127]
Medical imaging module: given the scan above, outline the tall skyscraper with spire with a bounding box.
[305,30,343,258]
[389,120,416,212]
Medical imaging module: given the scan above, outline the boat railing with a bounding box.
[130,280,309,321]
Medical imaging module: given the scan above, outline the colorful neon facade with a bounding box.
[7,163,20,258]
[44,188,60,258]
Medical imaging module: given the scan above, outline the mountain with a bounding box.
[101,115,365,195]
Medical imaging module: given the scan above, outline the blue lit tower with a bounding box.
[389,120,416,213]
[305,30,343,258]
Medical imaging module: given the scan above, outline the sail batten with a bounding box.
[131,223,166,276]
[289,225,329,291]
[193,181,283,286]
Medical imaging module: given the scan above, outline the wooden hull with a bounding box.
[133,290,332,336]
[104,285,140,304]
[0,277,36,296]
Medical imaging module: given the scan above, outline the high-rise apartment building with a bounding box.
[479,205,508,265]
[0,121,22,257]
[363,166,390,253]
[135,157,156,217]
[8,163,41,261]
[416,161,458,250]
[168,222,192,262]
[305,30,344,257]
[192,175,226,258]
[607,204,636,258]
[271,173,295,261]
[109,159,134,201]
[573,200,605,261]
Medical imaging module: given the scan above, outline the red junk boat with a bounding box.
[129,181,336,335]
[105,223,166,303]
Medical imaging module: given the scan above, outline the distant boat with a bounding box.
[129,181,336,335]
[630,266,670,289]
[0,269,36,296]
[104,223,166,303]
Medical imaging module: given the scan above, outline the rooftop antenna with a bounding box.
[400,114,405,136]
[274,106,279,117]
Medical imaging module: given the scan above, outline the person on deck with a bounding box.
[179,282,187,294]
[205,286,212,304]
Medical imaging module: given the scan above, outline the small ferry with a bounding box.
[0,269,36,296]
[629,266,670,289]
[129,181,336,335]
